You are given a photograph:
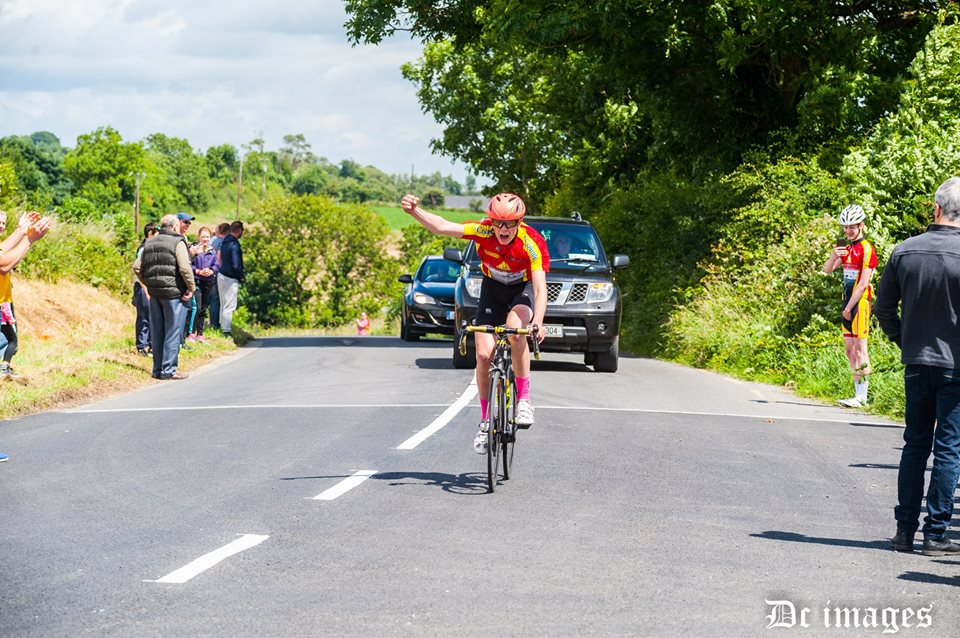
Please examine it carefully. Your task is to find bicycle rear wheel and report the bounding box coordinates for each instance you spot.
[502,374,516,480]
[486,370,505,493]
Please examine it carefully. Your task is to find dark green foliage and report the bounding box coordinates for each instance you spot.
[242,195,400,327]
[16,222,132,295]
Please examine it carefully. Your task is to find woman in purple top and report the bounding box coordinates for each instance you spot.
[190,226,220,342]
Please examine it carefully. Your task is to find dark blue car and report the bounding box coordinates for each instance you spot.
[398,255,460,341]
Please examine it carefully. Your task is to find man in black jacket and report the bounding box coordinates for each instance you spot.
[217,220,244,336]
[874,176,960,557]
[133,214,196,380]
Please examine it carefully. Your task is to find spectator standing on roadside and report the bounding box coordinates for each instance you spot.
[823,204,877,407]
[176,213,199,345]
[217,220,244,336]
[0,208,52,378]
[133,214,195,380]
[133,222,157,356]
[189,226,219,343]
[875,176,960,557]
[208,222,230,331]
[356,312,371,335]
[0,206,52,463]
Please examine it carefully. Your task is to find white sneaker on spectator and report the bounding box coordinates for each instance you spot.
[838,397,864,408]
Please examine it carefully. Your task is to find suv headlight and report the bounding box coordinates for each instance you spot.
[465,277,483,299]
[413,292,436,305]
[585,282,614,303]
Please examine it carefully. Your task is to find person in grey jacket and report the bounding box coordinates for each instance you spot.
[133,214,195,380]
[874,176,960,557]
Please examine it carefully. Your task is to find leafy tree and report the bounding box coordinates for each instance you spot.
[279,134,316,172]
[145,133,209,212]
[205,144,239,184]
[0,161,17,209]
[347,0,939,192]
[243,195,398,326]
[62,126,144,213]
[0,133,72,207]
[290,164,334,196]
[843,19,960,239]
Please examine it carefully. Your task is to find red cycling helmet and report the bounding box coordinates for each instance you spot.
[487,193,526,220]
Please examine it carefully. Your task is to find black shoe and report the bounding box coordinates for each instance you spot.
[892,531,916,552]
[921,537,960,556]
[137,348,150,357]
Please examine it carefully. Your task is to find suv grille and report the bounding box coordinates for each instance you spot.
[547,282,590,305]
[546,282,563,303]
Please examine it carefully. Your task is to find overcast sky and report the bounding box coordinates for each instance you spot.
[0,0,477,185]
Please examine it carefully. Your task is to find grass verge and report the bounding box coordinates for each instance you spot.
[1,279,238,420]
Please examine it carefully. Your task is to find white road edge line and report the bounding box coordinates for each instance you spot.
[64,404,448,414]
[147,534,269,584]
[310,470,378,501]
[397,383,479,450]
[534,405,897,426]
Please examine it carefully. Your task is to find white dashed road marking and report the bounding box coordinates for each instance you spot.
[149,534,269,584]
[396,383,479,450]
[310,470,378,501]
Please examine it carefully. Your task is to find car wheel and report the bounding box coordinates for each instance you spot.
[592,337,619,373]
[452,335,477,369]
[401,315,420,342]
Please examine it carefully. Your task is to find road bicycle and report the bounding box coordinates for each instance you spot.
[460,322,540,492]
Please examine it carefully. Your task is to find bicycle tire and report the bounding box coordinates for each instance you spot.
[502,374,516,479]
[486,370,504,493]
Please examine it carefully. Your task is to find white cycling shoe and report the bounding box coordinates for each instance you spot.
[515,399,535,428]
[473,420,489,455]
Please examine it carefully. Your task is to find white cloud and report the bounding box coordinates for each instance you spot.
[0,0,479,184]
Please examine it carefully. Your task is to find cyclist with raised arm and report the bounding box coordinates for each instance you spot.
[400,192,549,453]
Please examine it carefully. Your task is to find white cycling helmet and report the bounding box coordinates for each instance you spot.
[838,204,866,225]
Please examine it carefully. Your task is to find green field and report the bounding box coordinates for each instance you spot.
[371,205,480,231]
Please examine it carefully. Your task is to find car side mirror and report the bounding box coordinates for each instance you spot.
[611,254,630,269]
[443,247,464,264]
[398,274,413,284]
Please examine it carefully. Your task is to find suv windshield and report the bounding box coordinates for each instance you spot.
[462,221,608,270]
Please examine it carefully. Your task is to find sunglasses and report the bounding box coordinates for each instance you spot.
[491,220,520,229]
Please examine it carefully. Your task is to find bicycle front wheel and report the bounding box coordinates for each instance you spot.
[502,374,516,480]
[486,370,505,493]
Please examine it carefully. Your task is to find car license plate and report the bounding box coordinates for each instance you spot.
[446,311,455,320]
[543,324,563,338]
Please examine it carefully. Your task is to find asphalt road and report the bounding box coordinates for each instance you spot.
[1,336,957,637]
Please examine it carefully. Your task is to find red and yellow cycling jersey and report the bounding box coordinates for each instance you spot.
[461,219,550,284]
[842,239,878,303]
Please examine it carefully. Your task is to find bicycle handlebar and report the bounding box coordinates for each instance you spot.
[460,323,541,360]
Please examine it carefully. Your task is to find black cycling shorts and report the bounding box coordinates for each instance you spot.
[475,278,534,327]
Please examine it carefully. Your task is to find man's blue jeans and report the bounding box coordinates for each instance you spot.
[896,364,960,539]
[148,295,188,378]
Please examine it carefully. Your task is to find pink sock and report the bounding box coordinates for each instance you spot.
[480,398,489,420]
[515,376,530,400]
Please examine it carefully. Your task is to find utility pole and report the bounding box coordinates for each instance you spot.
[261,160,267,197]
[236,156,244,219]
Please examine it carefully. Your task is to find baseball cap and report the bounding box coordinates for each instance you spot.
[176,212,195,221]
